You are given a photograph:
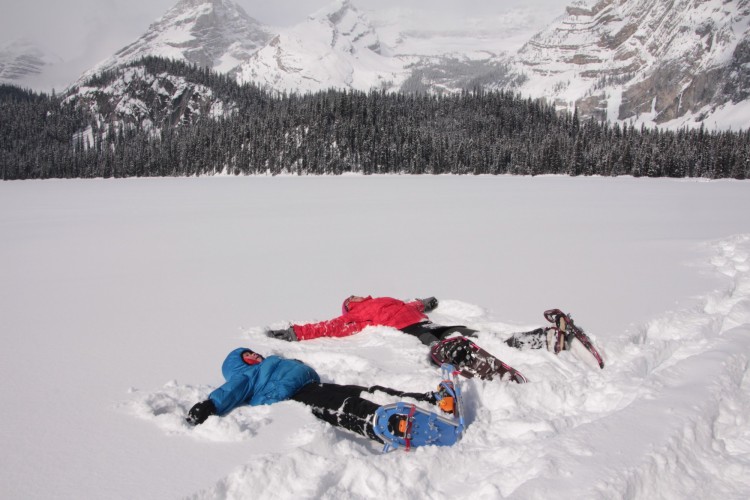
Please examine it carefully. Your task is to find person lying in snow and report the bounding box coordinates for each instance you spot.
[186,347,455,444]
[265,295,573,379]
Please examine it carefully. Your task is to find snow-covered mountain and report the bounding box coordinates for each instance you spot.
[65,0,750,129]
[78,0,273,85]
[235,0,406,93]
[234,0,536,94]
[512,0,750,128]
[0,39,62,87]
[74,0,522,96]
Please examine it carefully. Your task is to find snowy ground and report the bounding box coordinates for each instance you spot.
[1,175,749,499]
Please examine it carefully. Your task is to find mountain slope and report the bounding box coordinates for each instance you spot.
[235,0,405,92]
[66,58,239,141]
[513,0,750,127]
[78,0,273,85]
[234,0,526,95]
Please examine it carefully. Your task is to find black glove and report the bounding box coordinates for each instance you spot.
[266,326,298,342]
[186,399,217,425]
[420,297,439,312]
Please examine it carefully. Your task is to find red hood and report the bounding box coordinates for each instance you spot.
[342,295,372,314]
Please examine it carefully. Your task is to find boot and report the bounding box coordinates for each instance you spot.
[433,380,456,414]
[506,327,571,354]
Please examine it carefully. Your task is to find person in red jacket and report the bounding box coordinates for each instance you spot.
[289,296,446,341]
[266,295,562,368]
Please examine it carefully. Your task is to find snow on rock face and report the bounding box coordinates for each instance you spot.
[66,65,236,139]
[61,0,749,129]
[236,0,405,93]
[77,0,273,86]
[513,0,750,128]
[323,0,383,55]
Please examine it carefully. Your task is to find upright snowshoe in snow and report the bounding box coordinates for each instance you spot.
[430,336,528,383]
[373,364,464,452]
[544,309,604,369]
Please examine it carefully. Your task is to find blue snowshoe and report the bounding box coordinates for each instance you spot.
[373,364,464,452]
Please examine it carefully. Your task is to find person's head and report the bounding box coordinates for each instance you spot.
[342,295,367,314]
[241,349,264,366]
[222,347,264,380]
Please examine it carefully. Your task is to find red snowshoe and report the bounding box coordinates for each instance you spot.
[430,336,528,383]
[544,309,604,369]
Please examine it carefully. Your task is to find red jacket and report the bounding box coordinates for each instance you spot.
[292,296,427,341]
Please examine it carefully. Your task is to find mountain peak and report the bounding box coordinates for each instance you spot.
[168,0,240,11]
[326,0,357,21]
[78,0,272,85]
[236,0,396,92]
[311,0,383,54]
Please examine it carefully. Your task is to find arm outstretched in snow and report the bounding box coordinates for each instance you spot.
[292,316,368,341]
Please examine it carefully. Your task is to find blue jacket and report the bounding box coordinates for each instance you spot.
[208,348,320,416]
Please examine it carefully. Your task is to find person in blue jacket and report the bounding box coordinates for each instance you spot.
[186,347,443,443]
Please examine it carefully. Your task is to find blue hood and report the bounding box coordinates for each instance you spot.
[221,347,255,381]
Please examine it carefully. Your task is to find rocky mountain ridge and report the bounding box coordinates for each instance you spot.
[22,0,750,130]
[66,58,239,140]
[513,0,750,127]
[77,0,273,85]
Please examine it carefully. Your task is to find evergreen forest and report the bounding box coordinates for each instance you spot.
[1,57,748,180]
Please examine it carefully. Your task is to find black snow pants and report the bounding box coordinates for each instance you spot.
[400,321,479,345]
[290,383,432,443]
[402,321,549,351]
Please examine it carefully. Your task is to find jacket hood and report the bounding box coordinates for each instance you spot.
[342,295,372,314]
[221,347,258,381]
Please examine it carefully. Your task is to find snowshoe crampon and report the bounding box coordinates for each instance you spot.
[544,309,604,369]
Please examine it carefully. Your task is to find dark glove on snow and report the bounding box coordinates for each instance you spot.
[186,399,216,425]
[266,326,298,342]
[420,297,439,312]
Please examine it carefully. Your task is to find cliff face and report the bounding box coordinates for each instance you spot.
[515,0,750,125]
[77,0,273,85]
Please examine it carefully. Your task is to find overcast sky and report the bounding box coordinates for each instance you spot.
[1,0,572,89]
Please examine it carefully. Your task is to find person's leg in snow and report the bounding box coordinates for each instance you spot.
[504,328,549,350]
[290,383,438,443]
[400,321,479,346]
[403,320,569,363]
[504,327,570,353]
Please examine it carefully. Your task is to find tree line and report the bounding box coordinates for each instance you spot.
[1,57,749,180]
